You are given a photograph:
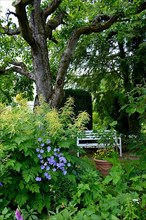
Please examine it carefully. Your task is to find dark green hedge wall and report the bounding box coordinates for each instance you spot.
[61,89,92,130]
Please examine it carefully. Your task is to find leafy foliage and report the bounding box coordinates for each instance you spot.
[0,95,89,214]
[0,34,33,104]
[48,158,146,219]
[66,0,146,134]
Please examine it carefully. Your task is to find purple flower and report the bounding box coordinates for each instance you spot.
[35,177,42,182]
[57,162,65,169]
[0,182,3,187]
[40,159,44,164]
[47,146,51,152]
[47,156,56,165]
[52,168,57,172]
[41,143,45,147]
[15,208,23,220]
[46,139,51,144]
[38,138,42,142]
[40,149,44,153]
[46,166,50,170]
[44,172,48,177]
[37,154,43,159]
[44,172,51,180]
[36,148,40,152]
[63,170,67,175]
[59,156,67,163]
[58,153,63,157]
[46,174,51,180]
[41,165,45,170]
[48,159,54,165]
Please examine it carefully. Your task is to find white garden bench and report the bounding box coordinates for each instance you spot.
[77,130,122,157]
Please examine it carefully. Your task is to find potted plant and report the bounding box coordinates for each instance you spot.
[92,147,118,176]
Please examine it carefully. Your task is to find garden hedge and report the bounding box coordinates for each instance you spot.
[61,89,92,130]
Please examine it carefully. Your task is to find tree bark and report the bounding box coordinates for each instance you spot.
[30,1,53,103]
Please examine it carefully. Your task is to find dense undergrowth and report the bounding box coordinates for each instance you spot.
[0,96,146,219]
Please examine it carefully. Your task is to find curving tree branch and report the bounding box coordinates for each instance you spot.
[14,1,35,47]
[12,0,33,7]
[43,0,62,19]
[51,15,119,107]
[45,11,66,42]
[0,61,35,81]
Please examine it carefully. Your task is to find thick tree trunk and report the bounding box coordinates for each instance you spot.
[30,1,54,105]
[31,47,53,104]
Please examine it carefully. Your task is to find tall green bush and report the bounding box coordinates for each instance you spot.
[61,89,92,130]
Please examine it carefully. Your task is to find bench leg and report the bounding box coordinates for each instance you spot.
[119,147,122,157]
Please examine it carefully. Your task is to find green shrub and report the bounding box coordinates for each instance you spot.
[0,95,89,214]
[48,159,146,219]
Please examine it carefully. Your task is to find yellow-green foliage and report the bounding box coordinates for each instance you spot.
[0,95,90,213]
[0,95,89,138]
[93,148,118,160]
[46,109,62,136]
[0,100,34,137]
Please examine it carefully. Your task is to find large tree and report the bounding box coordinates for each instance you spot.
[0,0,146,107]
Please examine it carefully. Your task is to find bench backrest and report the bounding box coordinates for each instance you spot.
[77,130,122,156]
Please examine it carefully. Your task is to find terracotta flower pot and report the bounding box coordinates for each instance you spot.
[93,159,113,176]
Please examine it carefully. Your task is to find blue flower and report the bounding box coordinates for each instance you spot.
[54,152,58,157]
[57,162,65,169]
[38,138,42,142]
[41,143,45,147]
[37,154,43,159]
[0,182,3,187]
[48,157,56,165]
[47,146,51,152]
[63,170,67,175]
[46,174,51,180]
[35,177,42,181]
[36,148,40,152]
[40,149,44,153]
[67,163,71,167]
[52,168,57,172]
[41,165,45,170]
[44,172,48,177]
[58,153,63,157]
[46,139,51,144]
[46,166,50,170]
[44,173,51,180]
[59,156,67,163]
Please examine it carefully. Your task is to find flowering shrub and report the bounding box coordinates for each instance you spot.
[0,95,89,214]
[35,138,71,182]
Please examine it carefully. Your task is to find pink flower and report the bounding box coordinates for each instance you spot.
[15,208,23,220]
